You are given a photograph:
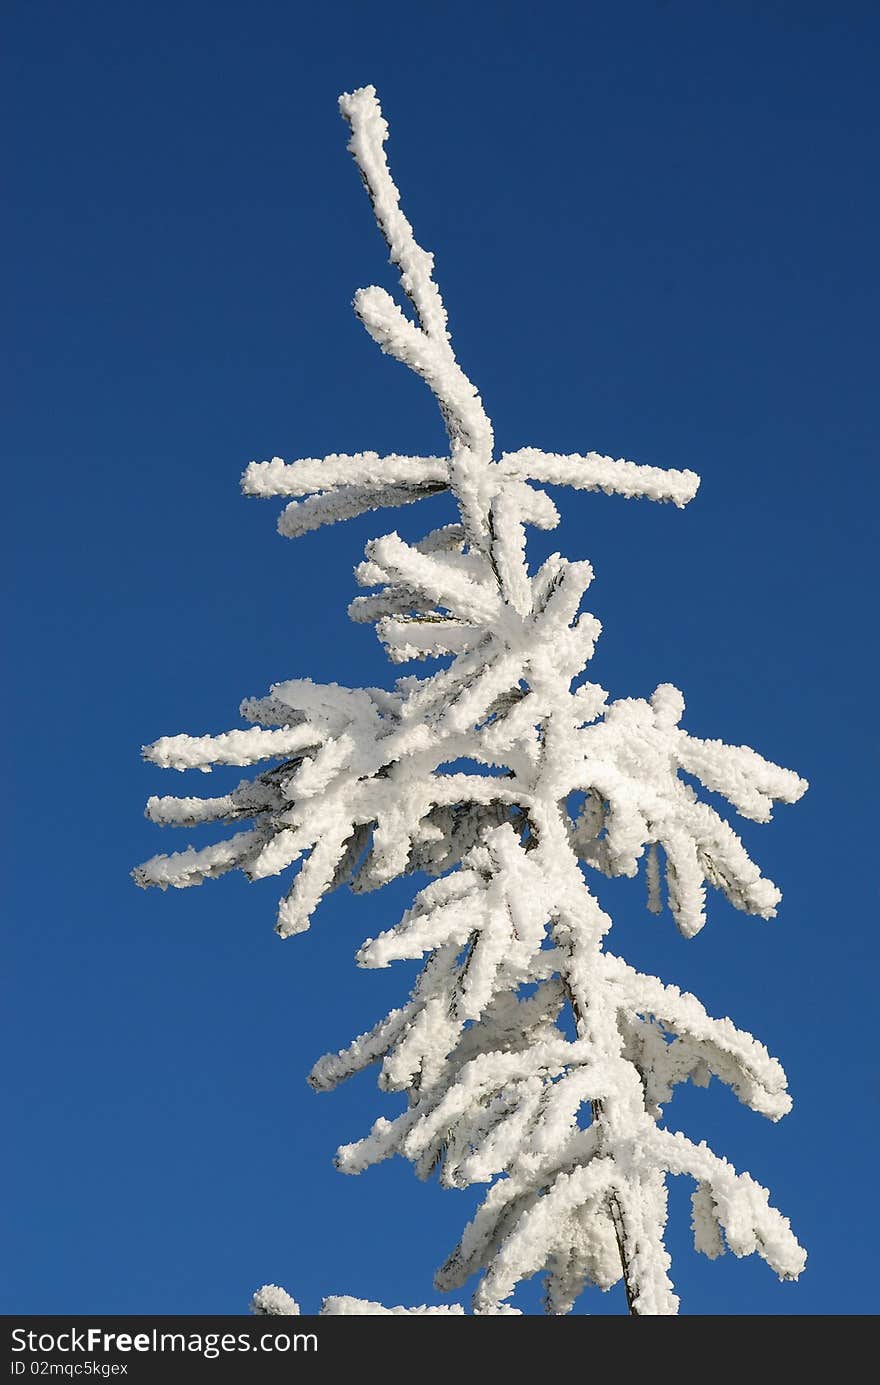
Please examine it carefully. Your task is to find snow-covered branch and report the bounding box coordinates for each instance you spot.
[136,84,806,1316]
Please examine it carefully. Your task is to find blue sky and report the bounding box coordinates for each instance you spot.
[3,0,877,1316]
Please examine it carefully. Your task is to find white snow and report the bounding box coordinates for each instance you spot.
[138,83,807,1317]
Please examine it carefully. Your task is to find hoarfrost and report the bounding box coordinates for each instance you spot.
[139,86,806,1317]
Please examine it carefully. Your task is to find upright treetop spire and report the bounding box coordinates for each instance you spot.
[243,84,699,553]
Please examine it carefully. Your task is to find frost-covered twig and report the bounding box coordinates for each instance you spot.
[137,86,806,1315]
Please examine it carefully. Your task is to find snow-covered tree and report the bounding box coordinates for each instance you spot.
[135,86,807,1316]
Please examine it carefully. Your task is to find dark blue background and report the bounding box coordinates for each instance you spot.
[4,0,876,1315]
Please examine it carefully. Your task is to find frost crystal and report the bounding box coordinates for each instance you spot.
[137,86,807,1315]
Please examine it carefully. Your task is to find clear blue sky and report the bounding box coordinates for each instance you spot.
[3,0,877,1316]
